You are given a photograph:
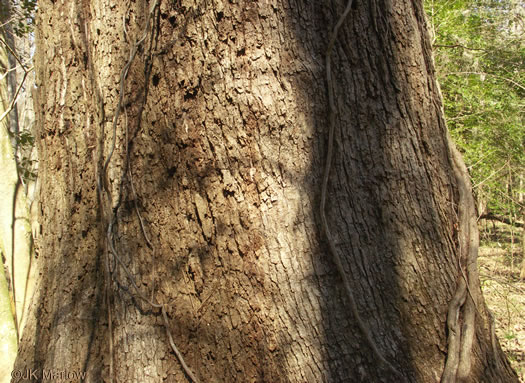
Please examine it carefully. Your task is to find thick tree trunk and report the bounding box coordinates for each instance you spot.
[15,0,518,382]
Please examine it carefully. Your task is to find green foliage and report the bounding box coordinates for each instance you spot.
[6,128,36,182]
[17,156,36,181]
[1,0,37,37]
[426,0,524,219]
[16,129,36,182]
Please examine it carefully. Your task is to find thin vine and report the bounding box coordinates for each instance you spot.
[320,0,400,377]
[97,1,200,381]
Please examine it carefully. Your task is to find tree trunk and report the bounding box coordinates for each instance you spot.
[520,218,525,280]
[519,173,525,280]
[0,23,18,383]
[15,0,518,382]
[0,5,38,381]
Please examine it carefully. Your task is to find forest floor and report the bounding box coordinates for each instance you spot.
[478,221,524,381]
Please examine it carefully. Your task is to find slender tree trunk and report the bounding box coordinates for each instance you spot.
[520,213,525,280]
[15,0,518,382]
[0,4,38,381]
[1,0,20,144]
[518,173,525,280]
[0,23,18,383]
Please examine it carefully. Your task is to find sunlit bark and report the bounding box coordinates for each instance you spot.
[14,1,518,382]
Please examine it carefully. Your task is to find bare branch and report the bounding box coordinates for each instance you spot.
[446,71,525,92]
[434,43,487,51]
[0,37,33,124]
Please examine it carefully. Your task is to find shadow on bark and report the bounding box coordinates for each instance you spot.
[15,0,519,382]
[114,1,444,381]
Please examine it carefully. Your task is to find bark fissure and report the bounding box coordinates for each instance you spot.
[15,1,520,381]
[320,0,400,377]
[96,2,199,382]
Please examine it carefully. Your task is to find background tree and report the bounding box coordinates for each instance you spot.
[0,0,38,381]
[425,0,524,264]
[0,22,18,382]
[14,0,519,382]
